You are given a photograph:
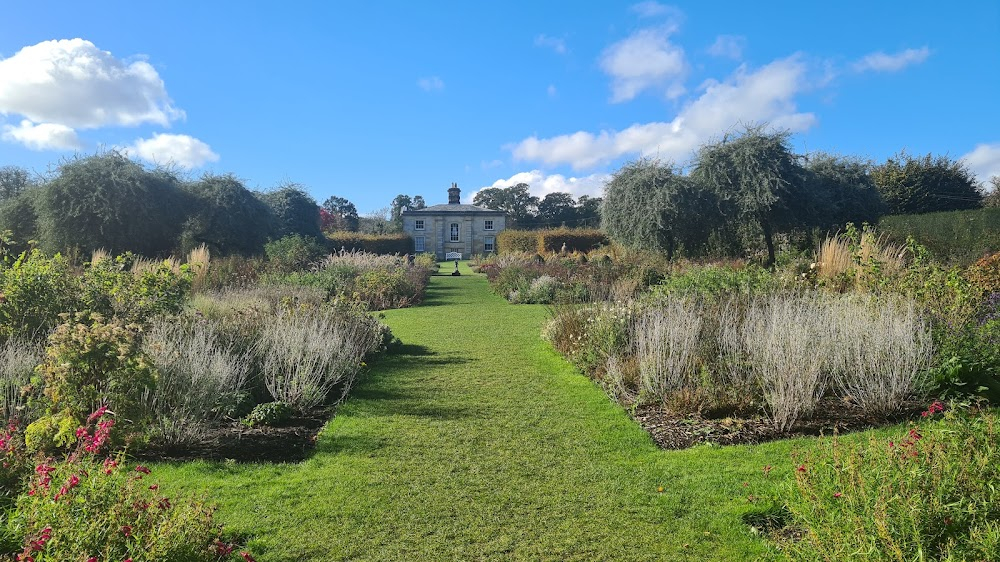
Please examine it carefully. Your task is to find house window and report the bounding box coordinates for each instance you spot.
[414,236,425,252]
[484,236,495,253]
[484,219,494,231]
[415,219,424,231]
[450,223,459,242]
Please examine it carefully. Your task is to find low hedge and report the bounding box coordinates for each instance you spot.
[326,232,413,255]
[497,230,538,254]
[498,228,609,254]
[880,207,1000,266]
[537,228,608,254]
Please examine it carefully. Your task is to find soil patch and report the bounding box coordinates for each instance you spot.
[135,411,330,463]
[632,397,926,449]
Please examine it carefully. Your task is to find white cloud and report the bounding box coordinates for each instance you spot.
[0,38,183,129]
[511,56,816,170]
[2,119,81,151]
[417,76,445,92]
[128,133,219,169]
[961,143,1000,185]
[547,84,558,98]
[469,170,611,203]
[534,34,567,54]
[600,27,687,102]
[707,35,745,59]
[853,47,930,73]
[630,1,678,18]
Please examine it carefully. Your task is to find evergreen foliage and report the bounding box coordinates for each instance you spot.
[872,152,982,215]
[179,173,273,256]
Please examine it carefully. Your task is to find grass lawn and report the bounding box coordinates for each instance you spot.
[153,262,866,560]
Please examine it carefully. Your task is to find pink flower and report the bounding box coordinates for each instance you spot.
[240,552,257,562]
[833,492,843,498]
[87,406,108,424]
[121,525,132,537]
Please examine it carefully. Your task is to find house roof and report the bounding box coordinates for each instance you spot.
[403,203,506,214]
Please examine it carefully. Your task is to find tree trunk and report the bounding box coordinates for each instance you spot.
[761,218,776,269]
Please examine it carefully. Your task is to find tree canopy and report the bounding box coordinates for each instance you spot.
[691,125,809,266]
[37,151,184,256]
[871,152,982,215]
[473,183,539,227]
[603,158,721,260]
[179,173,274,255]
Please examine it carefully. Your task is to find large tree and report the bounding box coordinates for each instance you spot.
[537,192,578,226]
[984,177,1000,209]
[37,151,184,256]
[179,173,274,255]
[871,152,982,215]
[321,196,359,232]
[806,153,885,230]
[691,125,808,266]
[0,166,33,203]
[473,183,539,227]
[576,195,602,228]
[258,184,323,240]
[603,158,721,260]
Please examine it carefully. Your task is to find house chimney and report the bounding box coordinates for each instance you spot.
[448,182,461,205]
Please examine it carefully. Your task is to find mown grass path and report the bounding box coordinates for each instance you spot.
[156,264,805,561]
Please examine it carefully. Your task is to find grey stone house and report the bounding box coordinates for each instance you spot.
[401,184,507,259]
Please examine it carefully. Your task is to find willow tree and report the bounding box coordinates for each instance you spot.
[602,158,720,260]
[691,125,808,267]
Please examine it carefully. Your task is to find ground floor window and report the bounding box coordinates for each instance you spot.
[414,236,425,252]
[484,236,495,252]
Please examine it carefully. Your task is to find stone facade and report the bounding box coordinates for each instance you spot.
[401,184,507,259]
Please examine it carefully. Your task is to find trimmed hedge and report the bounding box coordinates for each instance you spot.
[497,228,610,254]
[326,232,413,255]
[880,207,1000,266]
[537,228,608,254]
[497,230,538,253]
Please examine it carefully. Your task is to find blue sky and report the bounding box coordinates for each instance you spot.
[1,1,998,213]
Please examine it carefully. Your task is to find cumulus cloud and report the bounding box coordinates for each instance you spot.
[853,47,930,73]
[470,170,611,203]
[511,56,816,170]
[417,76,445,92]
[2,119,81,151]
[707,35,746,59]
[0,38,183,129]
[961,143,1000,185]
[600,27,687,102]
[128,133,219,169]
[534,34,567,54]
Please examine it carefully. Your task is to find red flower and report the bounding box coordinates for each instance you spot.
[148,484,158,491]
[833,492,843,498]
[796,464,807,473]
[240,551,257,562]
[134,465,151,475]
[87,558,97,562]
[121,525,132,537]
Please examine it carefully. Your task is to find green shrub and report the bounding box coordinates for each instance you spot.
[326,232,412,254]
[264,234,328,272]
[536,228,608,254]
[784,405,1000,561]
[650,263,779,298]
[242,401,293,428]
[80,254,192,324]
[880,207,1000,266]
[0,250,79,339]
[496,230,538,254]
[26,313,155,453]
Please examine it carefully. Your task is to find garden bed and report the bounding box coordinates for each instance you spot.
[136,412,329,463]
[631,397,926,449]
